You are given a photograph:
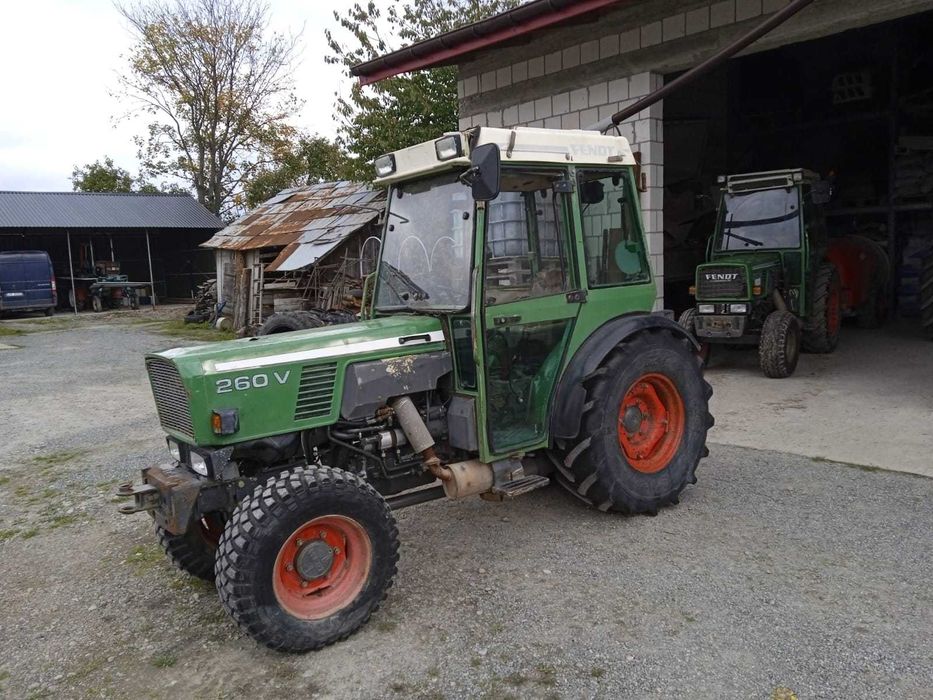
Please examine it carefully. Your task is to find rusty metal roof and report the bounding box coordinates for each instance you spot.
[202,181,385,271]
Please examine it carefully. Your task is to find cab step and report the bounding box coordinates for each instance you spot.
[490,475,550,499]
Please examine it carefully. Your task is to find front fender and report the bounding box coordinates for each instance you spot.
[549,313,699,441]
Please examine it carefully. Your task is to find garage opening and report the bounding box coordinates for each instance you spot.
[663,10,933,339]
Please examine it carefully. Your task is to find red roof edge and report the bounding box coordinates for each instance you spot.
[352,0,623,86]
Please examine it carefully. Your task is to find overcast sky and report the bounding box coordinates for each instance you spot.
[0,0,361,191]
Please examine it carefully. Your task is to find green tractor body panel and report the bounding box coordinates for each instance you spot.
[148,315,445,446]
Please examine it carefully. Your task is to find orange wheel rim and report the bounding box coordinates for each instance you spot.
[617,373,686,474]
[273,515,371,620]
[828,284,841,335]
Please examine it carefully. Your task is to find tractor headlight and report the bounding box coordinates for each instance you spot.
[729,303,748,314]
[434,134,463,161]
[189,452,209,477]
[166,438,182,463]
[374,154,396,178]
[698,304,715,314]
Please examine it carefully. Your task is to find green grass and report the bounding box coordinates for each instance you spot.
[155,320,235,342]
[0,476,9,487]
[20,528,39,540]
[30,449,85,467]
[125,543,166,575]
[150,653,177,669]
[0,528,20,541]
[0,327,22,337]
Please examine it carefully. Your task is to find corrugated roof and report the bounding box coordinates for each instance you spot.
[203,181,386,272]
[0,191,223,230]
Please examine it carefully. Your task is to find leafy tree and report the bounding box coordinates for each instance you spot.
[116,0,300,217]
[244,135,351,208]
[326,0,520,180]
[71,157,135,192]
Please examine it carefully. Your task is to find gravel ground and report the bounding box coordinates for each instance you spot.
[0,318,931,699]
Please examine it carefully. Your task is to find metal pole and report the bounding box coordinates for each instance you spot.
[89,238,95,274]
[145,230,157,308]
[66,230,77,316]
[109,235,115,262]
[589,0,815,132]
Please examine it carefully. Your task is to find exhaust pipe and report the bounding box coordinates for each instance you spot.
[390,396,453,482]
[390,396,496,496]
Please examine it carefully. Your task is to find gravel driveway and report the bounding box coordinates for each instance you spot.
[0,317,930,699]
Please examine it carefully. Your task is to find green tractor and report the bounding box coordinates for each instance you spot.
[118,127,713,652]
[680,169,843,378]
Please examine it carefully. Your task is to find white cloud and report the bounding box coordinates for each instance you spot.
[0,0,360,191]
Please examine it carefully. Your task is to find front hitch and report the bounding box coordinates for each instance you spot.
[115,465,208,535]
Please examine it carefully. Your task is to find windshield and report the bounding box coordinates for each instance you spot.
[375,173,473,312]
[716,187,801,251]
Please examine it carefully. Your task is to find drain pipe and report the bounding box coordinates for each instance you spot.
[587,0,815,132]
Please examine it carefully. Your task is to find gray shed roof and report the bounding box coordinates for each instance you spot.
[0,191,223,230]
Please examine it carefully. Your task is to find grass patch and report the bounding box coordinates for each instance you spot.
[0,528,20,541]
[376,619,398,632]
[125,543,165,574]
[48,513,80,529]
[0,476,9,487]
[535,664,557,687]
[504,672,528,687]
[155,320,235,342]
[0,327,22,337]
[30,449,85,467]
[590,666,606,678]
[151,653,177,669]
[20,528,39,540]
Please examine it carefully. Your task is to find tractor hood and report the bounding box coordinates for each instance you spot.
[156,315,445,375]
[145,315,447,446]
[706,251,783,270]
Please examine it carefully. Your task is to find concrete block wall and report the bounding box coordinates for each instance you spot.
[459,71,666,308]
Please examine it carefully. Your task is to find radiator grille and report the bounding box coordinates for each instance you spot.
[146,357,195,439]
[295,363,338,421]
[697,266,747,299]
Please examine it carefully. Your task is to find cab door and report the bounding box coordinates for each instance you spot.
[475,167,583,459]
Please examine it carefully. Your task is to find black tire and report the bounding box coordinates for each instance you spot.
[215,466,398,653]
[803,263,841,353]
[257,311,325,336]
[156,512,226,581]
[44,307,54,317]
[758,310,800,379]
[677,307,710,366]
[553,329,713,515]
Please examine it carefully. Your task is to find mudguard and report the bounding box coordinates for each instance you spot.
[549,313,700,441]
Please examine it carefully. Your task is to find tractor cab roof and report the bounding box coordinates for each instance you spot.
[374,126,636,186]
[721,168,820,194]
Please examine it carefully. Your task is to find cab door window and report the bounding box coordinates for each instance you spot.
[483,170,573,304]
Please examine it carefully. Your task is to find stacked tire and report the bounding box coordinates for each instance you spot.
[257,309,357,336]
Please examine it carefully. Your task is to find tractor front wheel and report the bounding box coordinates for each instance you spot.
[215,466,398,652]
[554,330,713,514]
[156,512,226,581]
[677,307,710,366]
[758,310,800,378]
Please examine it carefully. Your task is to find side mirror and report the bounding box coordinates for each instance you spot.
[467,143,500,201]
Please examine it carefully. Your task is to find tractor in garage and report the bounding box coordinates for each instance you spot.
[118,126,713,652]
[679,169,887,378]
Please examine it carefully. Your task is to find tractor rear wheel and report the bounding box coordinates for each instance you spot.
[803,263,841,353]
[553,330,713,514]
[215,466,398,653]
[758,310,800,378]
[156,512,226,581]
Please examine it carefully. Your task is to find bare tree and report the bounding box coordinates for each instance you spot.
[117,0,300,217]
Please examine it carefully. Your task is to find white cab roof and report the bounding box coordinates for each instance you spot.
[375,127,636,185]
